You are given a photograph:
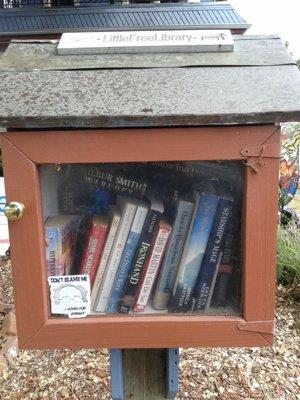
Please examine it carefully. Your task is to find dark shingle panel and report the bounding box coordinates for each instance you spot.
[0,3,250,36]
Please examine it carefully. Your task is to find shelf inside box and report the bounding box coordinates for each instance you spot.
[40,161,243,318]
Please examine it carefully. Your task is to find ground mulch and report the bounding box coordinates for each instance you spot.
[0,258,299,400]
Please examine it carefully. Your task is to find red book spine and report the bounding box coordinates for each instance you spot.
[134,221,172,312]
[79,220,107,286]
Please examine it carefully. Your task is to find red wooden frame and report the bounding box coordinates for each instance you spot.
[1,125,280,349]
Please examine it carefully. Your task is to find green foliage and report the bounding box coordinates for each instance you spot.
[277,224,300,286]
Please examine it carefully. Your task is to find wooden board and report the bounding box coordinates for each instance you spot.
[123,349,166,399]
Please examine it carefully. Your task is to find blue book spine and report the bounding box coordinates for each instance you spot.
[170,192,219,312]
[106,203,148,313]
[193,197,233,311]
[152,200,194,310]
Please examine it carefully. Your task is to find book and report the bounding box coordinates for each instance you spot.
[70,216,92,275]
[84,167,148,199]
[119,198,164,314]
[193,196,233,312]
[152,199,194,310]
[211,223,234,307]
[94,197,138,312]
[169,192,219,312]
[45,215,81,276]
[106,201,149,313]
[78,215,108,286]
[204,251,223,311]
[134,220,172,312]
[90,206,121,310]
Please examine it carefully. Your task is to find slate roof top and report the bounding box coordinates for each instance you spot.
[0,35,299,129]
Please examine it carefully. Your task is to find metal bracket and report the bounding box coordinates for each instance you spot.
[240,142,280,158]
[166,349,179,400]
[109,349,124,400]
[237,320,275,334]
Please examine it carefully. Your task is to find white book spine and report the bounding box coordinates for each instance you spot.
[90,212,121,310]
[134,224,171,312]
[95,200,137,312]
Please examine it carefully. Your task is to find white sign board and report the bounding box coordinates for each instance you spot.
[58,30,234,55]
[0,177,9,255]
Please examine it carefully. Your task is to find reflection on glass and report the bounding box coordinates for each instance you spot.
[40,161,243,317]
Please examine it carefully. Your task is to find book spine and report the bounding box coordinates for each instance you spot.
[134,223,172,312]
[79,222,107,286]
[211,215,237,307]
[193,198,233,311]
[90,213,120,310]
[152,201,194,310]
[106,204,148,313]
[119,208,163,313]
[204,252,223,311]
[85,169,148,199]
[94,201,137,312]
[170,193,219,312]
[45,226,62,276]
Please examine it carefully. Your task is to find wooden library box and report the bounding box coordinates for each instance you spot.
[0,36,299,350]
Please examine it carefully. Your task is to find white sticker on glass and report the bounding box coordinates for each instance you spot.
[48,275,90,318]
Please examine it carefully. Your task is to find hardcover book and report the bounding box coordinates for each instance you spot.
[84,168,148,199]
[79,215,109,286]
[170,192,219,312]
[106,201,149,313]
[45,215,81,277]
[90,206,121,310]
[94,197,138,312]
[153,199,194,310]
[134,220,172,312]
[193,196,233,311]
[119,198,164,314]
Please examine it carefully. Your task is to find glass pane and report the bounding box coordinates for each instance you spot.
[39,161,243,318]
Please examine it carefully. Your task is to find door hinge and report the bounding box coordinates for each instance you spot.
[240,142,280,158]
[237,320,275,335]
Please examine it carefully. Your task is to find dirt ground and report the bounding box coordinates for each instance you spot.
[0,259,299,400]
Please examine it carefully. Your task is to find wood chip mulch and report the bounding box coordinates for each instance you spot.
[0,257,299,400]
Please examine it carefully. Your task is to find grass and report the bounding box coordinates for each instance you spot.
[277,223,300,288]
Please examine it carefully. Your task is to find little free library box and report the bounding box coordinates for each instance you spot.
[0,34,300,351]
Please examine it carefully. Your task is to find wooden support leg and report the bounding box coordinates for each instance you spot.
[109,349,179,400]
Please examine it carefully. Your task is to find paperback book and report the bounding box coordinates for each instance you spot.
[170,192,219,312]
[106,201,149,313]
[134,219,172,312]
[90,206,121,310]
[153,199,194,310]
[193,196,233,311]
[119,198,164,313]
[45,215,81,277]
[79,215,108,286]
[94,197,138,312]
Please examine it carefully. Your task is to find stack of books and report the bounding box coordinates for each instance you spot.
[44,162,241,314]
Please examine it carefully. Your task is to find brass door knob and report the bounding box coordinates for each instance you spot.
[4,202,25,221]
